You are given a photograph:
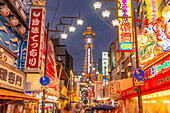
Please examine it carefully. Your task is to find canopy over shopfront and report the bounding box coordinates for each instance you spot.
[56,63,69,81]
[0,89,40,101]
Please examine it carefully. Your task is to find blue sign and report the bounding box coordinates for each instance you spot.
[40,76,50,86]
[133,69,145,80]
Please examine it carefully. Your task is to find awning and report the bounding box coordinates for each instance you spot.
[56,63,69,80]
[0,89,40,101]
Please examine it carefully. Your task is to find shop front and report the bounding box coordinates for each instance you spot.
[121,50,170,113]
[0,56,39,113]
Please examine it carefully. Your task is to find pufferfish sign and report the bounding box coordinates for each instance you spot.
[137,6,170,67]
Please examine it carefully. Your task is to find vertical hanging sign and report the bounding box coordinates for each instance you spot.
[25,6,46,72]
[117,0,133,52]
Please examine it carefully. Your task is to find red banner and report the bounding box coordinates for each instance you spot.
[121,86,138,99]
[26,7,46,72]
[141,70,170,95]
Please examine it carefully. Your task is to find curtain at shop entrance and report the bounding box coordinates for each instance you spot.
[124,97,138,113]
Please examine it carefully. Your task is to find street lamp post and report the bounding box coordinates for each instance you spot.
[93,0,142,112]
[42,13,83,113]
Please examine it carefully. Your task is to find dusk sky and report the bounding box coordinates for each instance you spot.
[46,0,137,72]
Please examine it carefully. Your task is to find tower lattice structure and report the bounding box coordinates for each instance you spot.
[82,27,96,83]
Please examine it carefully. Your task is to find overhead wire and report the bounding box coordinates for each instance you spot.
[86,0,115,30]
[50,0,61,27]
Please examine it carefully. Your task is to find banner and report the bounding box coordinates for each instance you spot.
[108,81,121,100]
[117,0,133,52]
[0,62,25,92]
[94,82,103,99]
[25,6,46,72]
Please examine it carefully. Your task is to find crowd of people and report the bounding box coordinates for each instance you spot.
[60,103,91,113]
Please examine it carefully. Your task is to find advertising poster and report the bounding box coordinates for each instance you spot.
[137,15,170,67]
[6,104,15,113]
[6,104,24,113]
[94,82,103,99]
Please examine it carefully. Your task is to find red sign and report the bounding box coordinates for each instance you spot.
[155,56,170,75]
[143,55,170,80]
[26,7,46,71]
[141,70,170,95]
[121,86,138,99]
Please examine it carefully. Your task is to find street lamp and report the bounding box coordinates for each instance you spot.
[69,19,76,33]
[60,32,68,40]
[101,10,111,19]
[69,26,76,33]
[111,19,120,26]
[77,19,84,26]
[93,1,102,10]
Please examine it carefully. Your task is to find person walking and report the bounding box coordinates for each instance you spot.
[61,103,71,113]
[71,103,85,113]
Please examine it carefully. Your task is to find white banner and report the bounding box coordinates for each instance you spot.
[0,63,25,92]
[94,82,103,99]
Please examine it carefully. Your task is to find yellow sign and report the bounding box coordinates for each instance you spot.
[61,85,67,96]
[117,0,133,52]
[97,74,103,81]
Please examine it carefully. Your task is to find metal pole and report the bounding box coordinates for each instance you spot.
[133,7,142,113]
[70,74,72,108]
[42,22,50,113]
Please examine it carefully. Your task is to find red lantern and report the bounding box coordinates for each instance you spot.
[18,25,26,34]
[10,16,18,26]
[0,5,10,16]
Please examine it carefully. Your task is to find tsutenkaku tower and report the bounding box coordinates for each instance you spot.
[82,27,96,83]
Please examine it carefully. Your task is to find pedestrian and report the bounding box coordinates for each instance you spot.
[71,103,85,113]
[61,103,71,113]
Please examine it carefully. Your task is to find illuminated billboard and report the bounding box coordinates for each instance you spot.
[117,0,133,52]
[143,0,161,24]
[102,52,108,76]
[137,15,170,67]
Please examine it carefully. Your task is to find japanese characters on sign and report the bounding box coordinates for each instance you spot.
[143,55,170,80]
[0,63,25,92]
[109,81,121,99]
[26,7,46,72]
[0,50,15,66]
[110,82,120,94]
[94,82,103,99]
[117,0,133,52]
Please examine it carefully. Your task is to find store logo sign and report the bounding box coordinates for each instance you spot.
[157,60,170,73]
[0,64,25,92]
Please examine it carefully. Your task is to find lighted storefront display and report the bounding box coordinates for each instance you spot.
[24,102,38,113]
[38,103,54,113]
[137,5,170,67]
[141,89,170,113]
[124,89,170,113]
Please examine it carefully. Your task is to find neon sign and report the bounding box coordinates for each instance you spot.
[157,60,170,72]
[87,48,91,74]
[143,56,170,80]
[119,42,133,50]
[117,0,133,52]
